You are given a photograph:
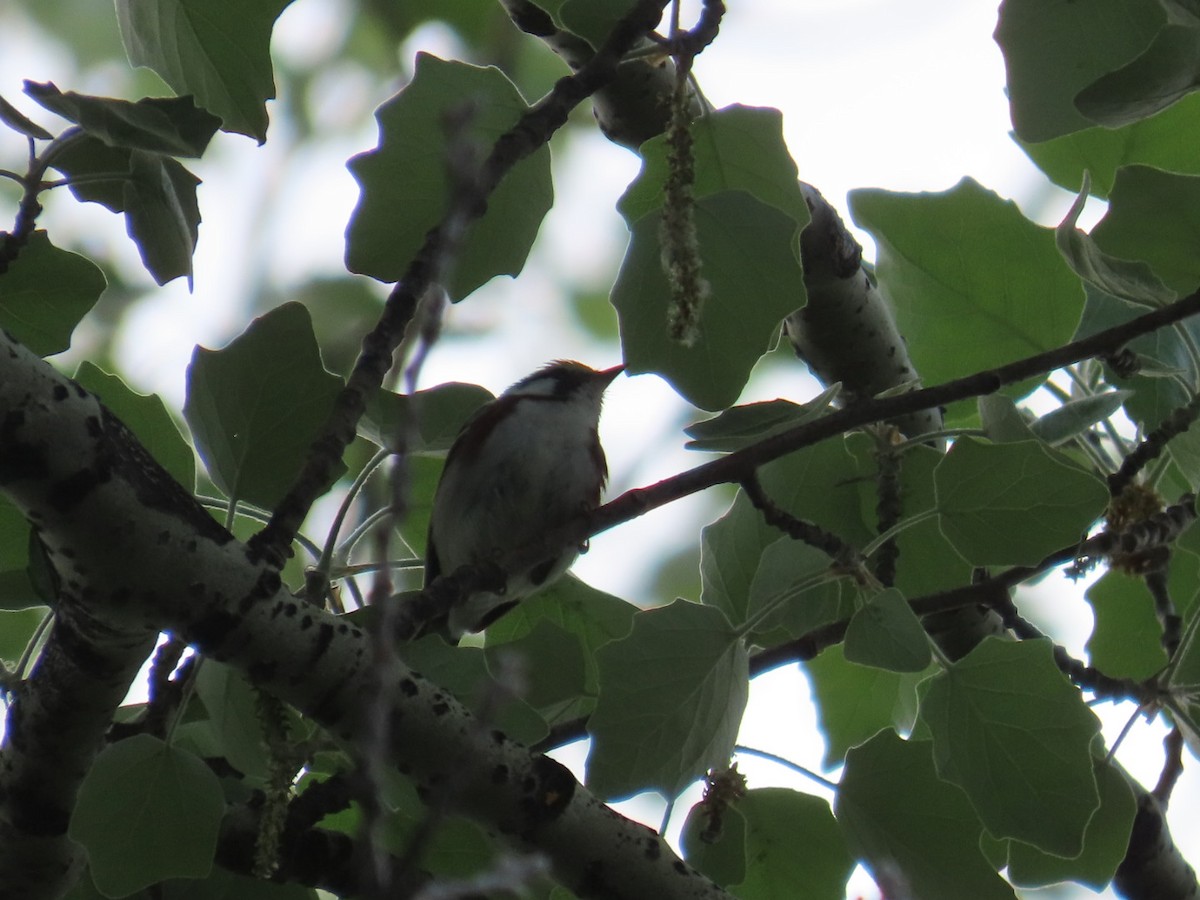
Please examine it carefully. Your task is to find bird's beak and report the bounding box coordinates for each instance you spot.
[598,364,625,384]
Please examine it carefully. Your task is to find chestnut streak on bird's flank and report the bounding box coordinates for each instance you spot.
[423,361,623,641]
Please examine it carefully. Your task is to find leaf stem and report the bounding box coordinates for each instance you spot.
[732,744,837,792]
[861,508,939,559]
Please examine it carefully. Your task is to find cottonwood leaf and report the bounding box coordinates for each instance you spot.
[49,137,203,287]
[934,437,1108,566]
[612,107,807,412]
[1055,177,1175,308]
[194,662,271,781]
[844,588,931,673]
[837,731,1014,900]
[978,394,1037,444]
[24,81,220,155]
[746,539,848,639]
[1085,568,1174,680]
[346,53,552,300]
[994,0,1163,142]
[75,362,195,490]
[184,302,344,509]
[850,179,1083,418]
[1018,92,1200,198]
[587,600,748,799]
[1091,166,1200,296]
[0,231,105,356]
[1029,391,1131,446]
[115,0,291,141]
[485,575,637,724]
[612,190,805,411]
[684,388,839,453]
[619,105,810,231]
[680,802,746,887]
[1006,758,1135,890]
[0,93,52,139]
[1076,17,1200,129]
[359,383,493,455]
[918,638,1102,857]
[805,645,923,769]
[730,789,854,900]
[70,734,224,896]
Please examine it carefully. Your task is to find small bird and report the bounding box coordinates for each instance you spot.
[422,360,623,640]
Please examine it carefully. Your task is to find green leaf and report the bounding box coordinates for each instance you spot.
[0,498,38,612]
[844,588,931,673]
[194,662,270,781]
[485,619,588,724]
[123,150,202,287]
[1074,285,1200,464]
[611,106,807,412]
[50,134,138,210]
[69,734,224,896]
[391,455,442,560]
[918,638,1102,856]
[75,362,195,490]
[0,230,106,356]
[1006,758,1135,890]
[699,491,781,629]
[1018,92,1200,198]
[978,395,1037,444]
[755,433,877,549]
[0,607,48,662]
[1091,166,1200,296]
[1166,600,1200,757]
[346,53,552,300]
[850,180,1084,418]
[614,189,805,411]
[1085,569,1173,680]
[836,731,1013,900]
[680,802,746,887]
[115,0,292,142]
[1054,178,1175,307]
[1029,391,1132,446]
[485,574,636,724]
[359,383,494,455]
[1075,16,1200,130]
[49,137,203,287]
[183,302,344,509]
[994,0,1164,142]
[0,93,53,140]
[683,389,839,453]
[698,440,872,642]
[745,539,850,640]
[805,644,923,768]
[934,438,1108,566]
[730,789,853,900]
[378,773,497,878]
[586,600,748,799]
[398,636,548,747]
[558,0,637,47]
[24,81,220,156]
[618,105,810,231]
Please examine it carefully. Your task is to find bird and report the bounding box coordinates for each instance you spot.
[421,360,623,641]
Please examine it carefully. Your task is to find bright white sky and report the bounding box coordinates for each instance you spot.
[1,2,1195,898]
